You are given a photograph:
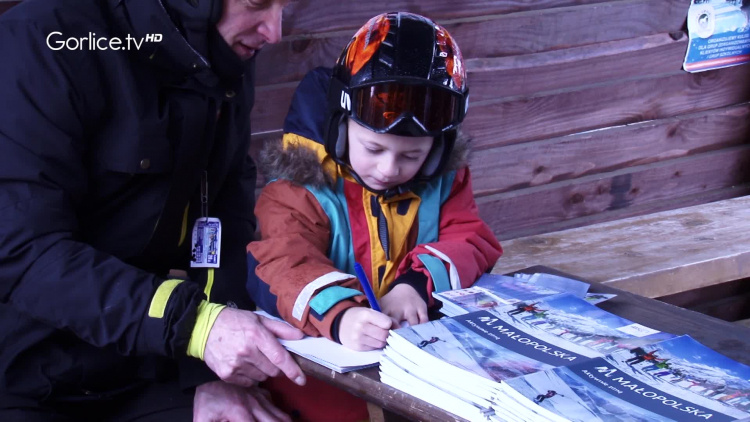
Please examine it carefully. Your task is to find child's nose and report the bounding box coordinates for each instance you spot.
[378,159,400,177]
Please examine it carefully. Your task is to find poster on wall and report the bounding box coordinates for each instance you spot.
[683,0,750,72]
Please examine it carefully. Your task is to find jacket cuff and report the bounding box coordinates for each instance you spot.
[331,311,345,344]
[138,278,204,357]
[390,269,429,303]
[187,300,226,360]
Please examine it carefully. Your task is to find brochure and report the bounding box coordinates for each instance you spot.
[433,272,593,317]
[380,295,675,421]
[506,335,750,421]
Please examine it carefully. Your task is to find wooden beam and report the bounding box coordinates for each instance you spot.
[252,56,750,143]
[494,185,750,240]
[463,64,750,148]
[659,278,750,322]
[469,104,750,196]
[477,146,750,238]
[250,33,689,135]
[280,0,624,38]
[257,0,688,85]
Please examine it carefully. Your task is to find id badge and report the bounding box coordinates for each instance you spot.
[190,217,222,268]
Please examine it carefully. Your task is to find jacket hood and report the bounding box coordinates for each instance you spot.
[107,0,243,82]
[259,130,470,189]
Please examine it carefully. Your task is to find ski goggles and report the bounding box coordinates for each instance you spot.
[345,82,468,136]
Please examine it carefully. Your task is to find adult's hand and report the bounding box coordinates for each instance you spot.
[193,380,291,422]
[203,308,306,387]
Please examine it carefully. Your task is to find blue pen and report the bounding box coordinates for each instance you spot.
[353,262,381,312]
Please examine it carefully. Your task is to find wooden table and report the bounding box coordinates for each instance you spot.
[294,266,750,422]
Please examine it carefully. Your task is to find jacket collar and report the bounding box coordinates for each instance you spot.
[107,0,243,83]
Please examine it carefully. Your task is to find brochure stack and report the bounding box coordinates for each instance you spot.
[381,284,750,421]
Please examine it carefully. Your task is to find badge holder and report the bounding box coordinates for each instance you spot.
[191,171,222,268]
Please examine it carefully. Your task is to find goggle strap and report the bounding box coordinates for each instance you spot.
[328,77,351,114]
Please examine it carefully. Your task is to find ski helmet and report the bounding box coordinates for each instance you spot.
[325,12,469,190]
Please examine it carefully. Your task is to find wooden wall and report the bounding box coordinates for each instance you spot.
[254,0,750,240]
[3,1,749,241]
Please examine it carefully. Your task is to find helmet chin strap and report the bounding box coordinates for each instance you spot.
[346,167,415,199]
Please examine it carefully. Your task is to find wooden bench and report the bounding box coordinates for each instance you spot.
[492,195,750,320]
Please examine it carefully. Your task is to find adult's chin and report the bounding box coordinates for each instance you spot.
[233,44,256,60]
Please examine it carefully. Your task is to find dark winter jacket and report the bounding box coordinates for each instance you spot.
[0,0,256,401]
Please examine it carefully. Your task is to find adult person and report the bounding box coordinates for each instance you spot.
[0,0,305,420]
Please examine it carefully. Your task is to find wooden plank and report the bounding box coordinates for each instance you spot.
[250,33,688,135]
[251,104,750,195]
[280,0,621,37]
[470,104,750,196]
[264,34,690,130]
[658,278,750,322]
[251,82,296,137]
[257,0,688,85]
[295,358,466,422]
[494,185,750,240]
[491,196,750,298]
[366,402,385,422]
[467,33,687,102]
[477,146,750,239]
[465,64,750,148]
[252,58,750,142]
[658,278,750,309]
[692,293,750,322]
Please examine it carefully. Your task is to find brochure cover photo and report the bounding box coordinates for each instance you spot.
[505,335,750,421]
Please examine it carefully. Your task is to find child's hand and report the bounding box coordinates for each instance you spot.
[380,284,428,327]
[338,307,392,351]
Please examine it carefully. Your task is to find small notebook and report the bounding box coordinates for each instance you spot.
[255,310,382,373]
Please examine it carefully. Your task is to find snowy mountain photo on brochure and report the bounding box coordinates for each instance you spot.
[505,335,750,422]
[387,294,674,385]
[493,293,676,355]
[432,273,566,317]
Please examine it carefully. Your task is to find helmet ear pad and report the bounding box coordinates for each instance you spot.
[336,115,348,159]
[420,136,444,178]
[419,130,456,179]
[325,112,349,165]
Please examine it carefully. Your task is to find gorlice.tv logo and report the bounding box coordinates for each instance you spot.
[46,32,162,51]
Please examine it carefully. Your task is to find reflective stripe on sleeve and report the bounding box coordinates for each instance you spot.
[292,271,352,321]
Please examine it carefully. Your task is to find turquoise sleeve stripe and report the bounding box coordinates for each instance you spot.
[309,286,362,316]
[417,254,450,293]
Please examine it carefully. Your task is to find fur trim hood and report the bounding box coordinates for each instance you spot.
[258,131,472,189]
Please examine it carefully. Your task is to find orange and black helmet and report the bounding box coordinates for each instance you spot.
[325,12,469,183]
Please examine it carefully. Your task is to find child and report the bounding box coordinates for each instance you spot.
[247,12,503,350]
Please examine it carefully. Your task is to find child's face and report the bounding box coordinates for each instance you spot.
[347,120,433,191]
